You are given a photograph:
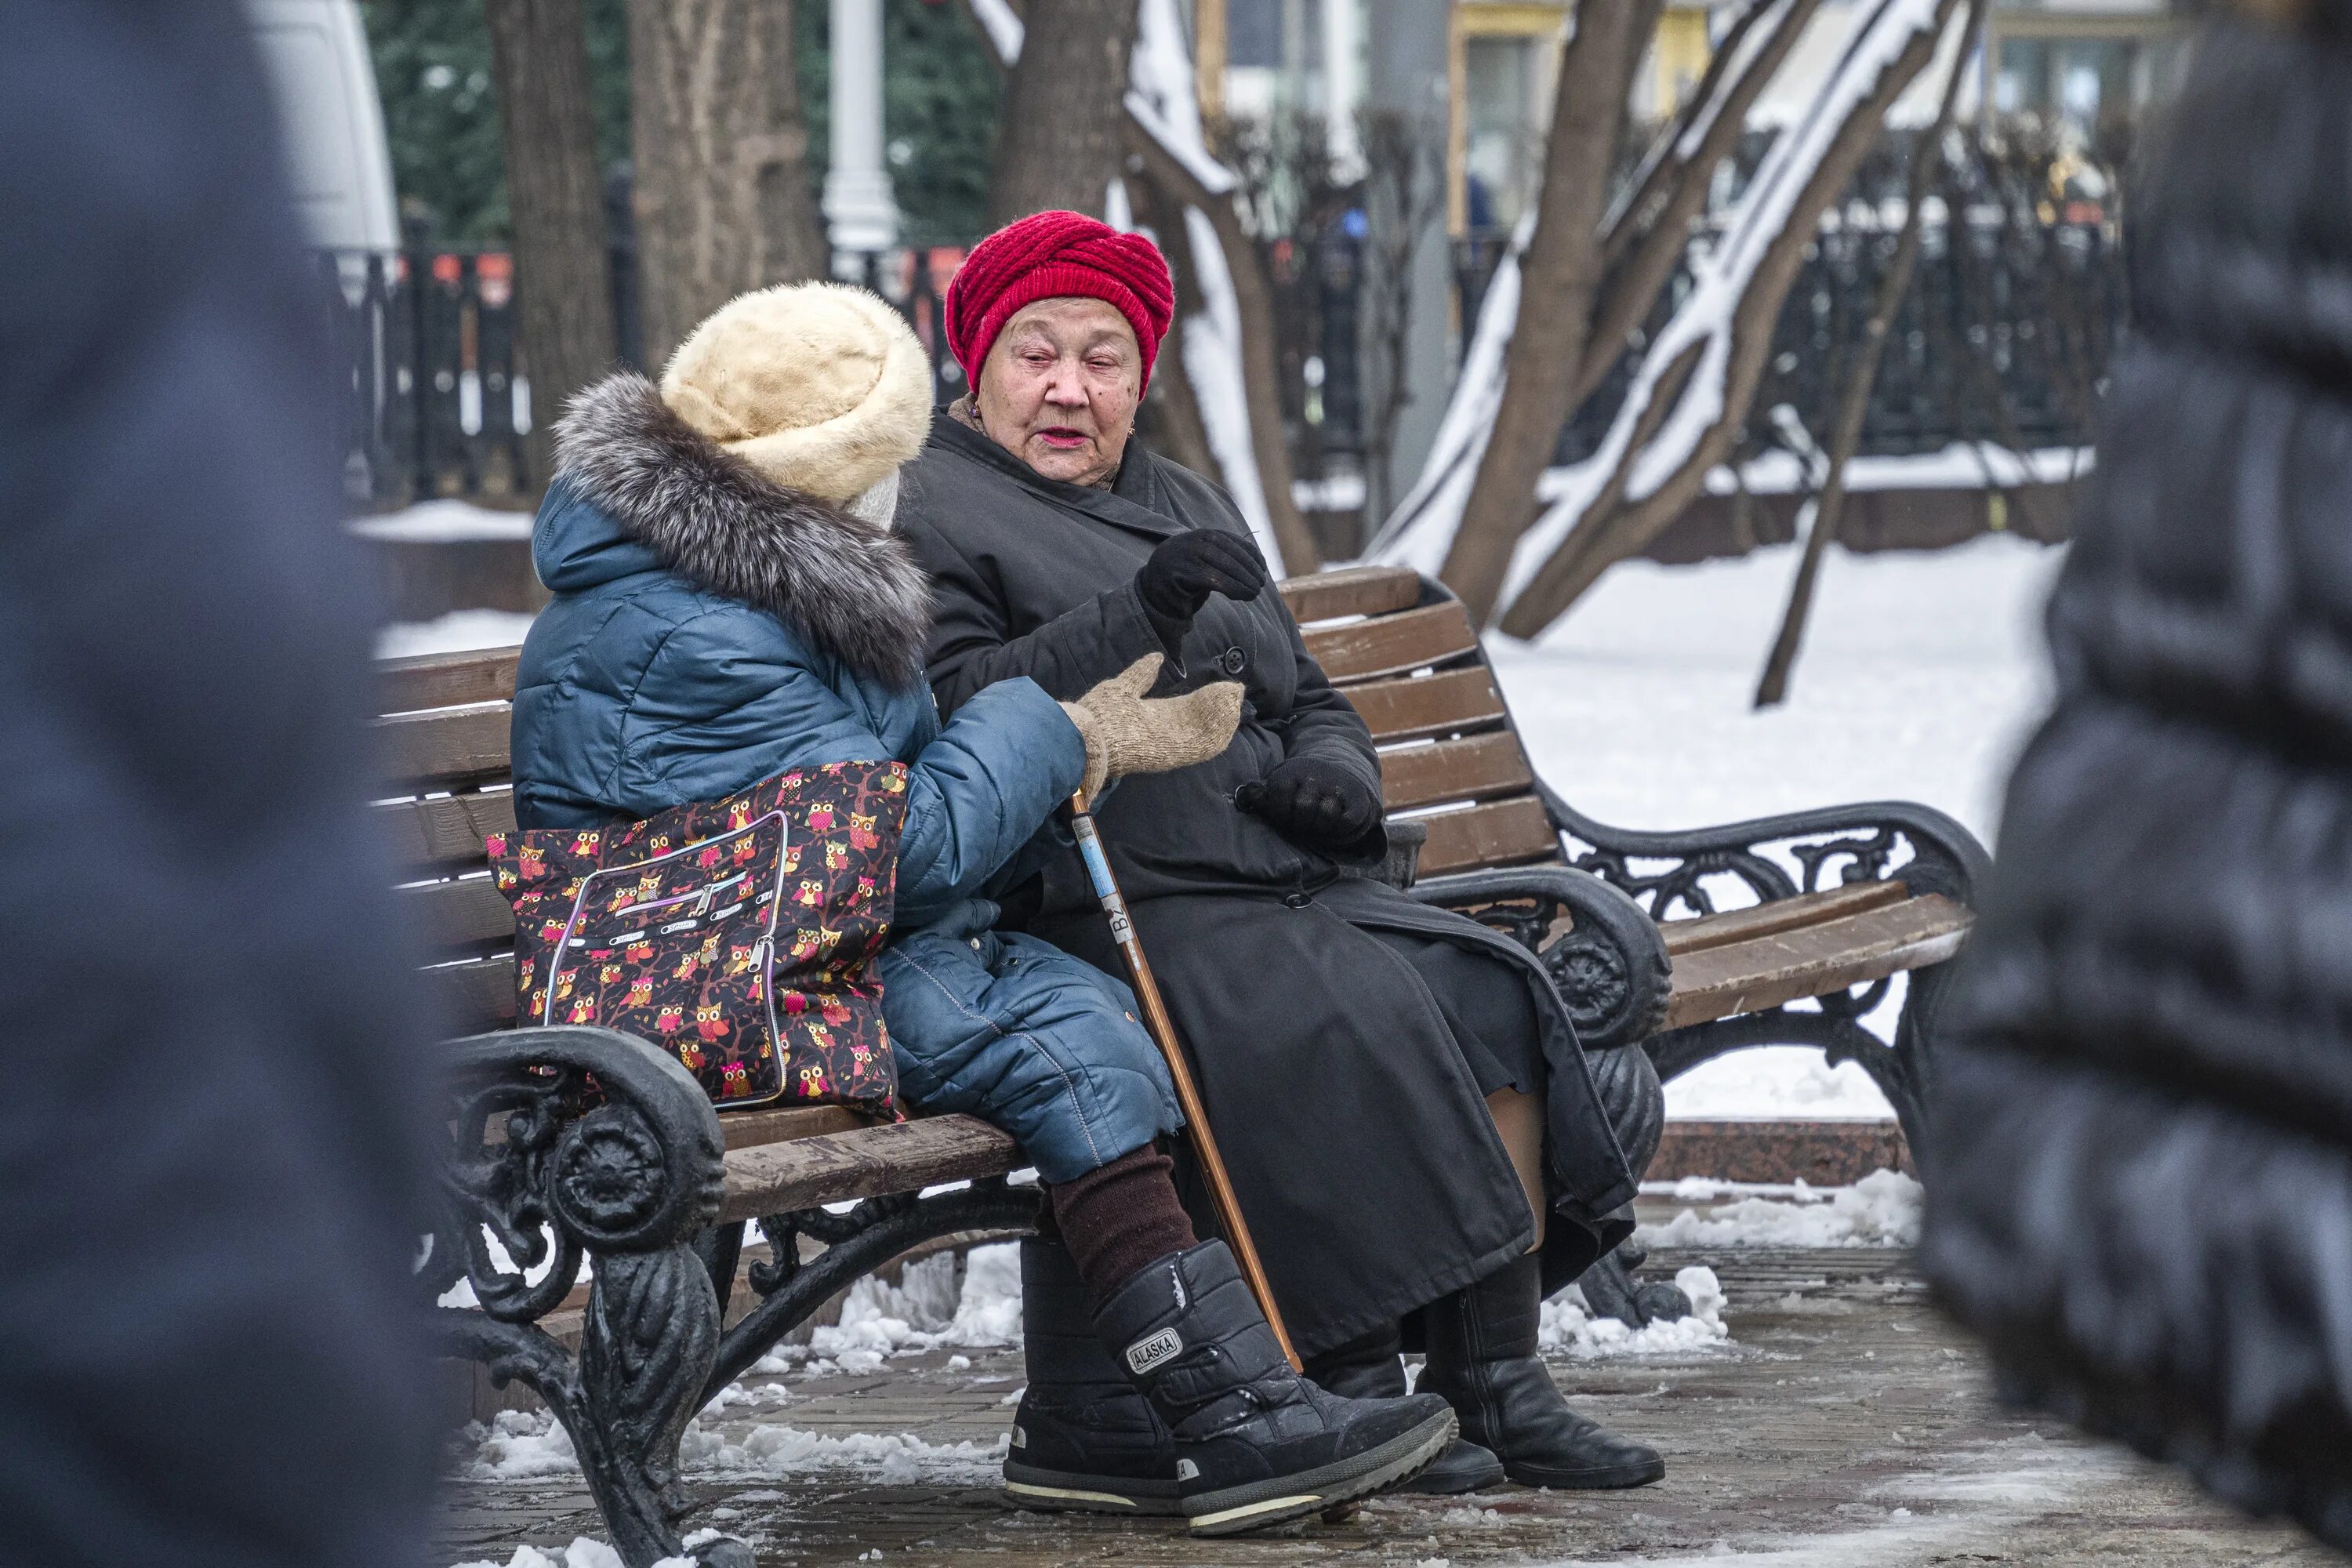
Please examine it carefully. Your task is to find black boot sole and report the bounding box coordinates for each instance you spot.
[1002,1459,1184,1516]
[1399,1437,1506,1495]
[1185,1408,1458,1537]
[1502,1452,1667,1490]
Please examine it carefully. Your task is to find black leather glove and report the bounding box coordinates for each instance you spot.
[1235,755,1383,852]
[1134,529,1266,655]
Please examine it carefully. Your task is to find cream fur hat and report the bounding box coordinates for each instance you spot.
[659,281,931,506]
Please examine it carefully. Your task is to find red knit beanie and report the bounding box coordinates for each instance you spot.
[944,210,1177,394]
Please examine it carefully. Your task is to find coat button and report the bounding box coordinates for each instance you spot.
[1283,891,1311,909]
[1218,647,1247,676]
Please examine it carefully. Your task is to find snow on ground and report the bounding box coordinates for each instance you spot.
[1657,1045,1898,1119]
[1637,1169,1924,1249]
[1489,534,2062,1119]
[1492,534,2060,843]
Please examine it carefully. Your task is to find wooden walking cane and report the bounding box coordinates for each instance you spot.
[1068,790,1303,1371]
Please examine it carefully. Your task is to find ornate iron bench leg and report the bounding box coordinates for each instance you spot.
[430,1025,750,1567]
[431,1027,1044,1566]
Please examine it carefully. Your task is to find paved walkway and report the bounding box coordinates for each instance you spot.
[434,1246,2329,1566]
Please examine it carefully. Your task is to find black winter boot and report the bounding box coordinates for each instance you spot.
[1418,1253,1665,1490]
[1306,1324,1504,1494]
[1094,1240,1458,1536]
[1003,1237,1181,1515]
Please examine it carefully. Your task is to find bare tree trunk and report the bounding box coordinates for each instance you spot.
[1439,0,1662,622]
[1497,0,1962,637]
[989,0,1140,223]
[1127,169,1223,481]
[1128,121,1321,571]
[627,0,827,367]
[1754,0,1985,710]
[485,0,617,489]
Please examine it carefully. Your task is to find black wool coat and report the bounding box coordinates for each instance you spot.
[1921,12,2352,1548]
[898,415,1637,1355]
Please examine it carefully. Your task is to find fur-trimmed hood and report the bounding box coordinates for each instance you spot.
[547,371,930,686]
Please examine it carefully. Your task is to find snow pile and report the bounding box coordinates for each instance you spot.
[448,1541,695,1568]
[752,1243,1025,1378]
[460,1404,1007,1489]
[1639,1169,1923,1248]
[378,608,535,660]
[461,1409,583,1480]
[1539,1265,1732,1358]
[680,1423,1007,1486]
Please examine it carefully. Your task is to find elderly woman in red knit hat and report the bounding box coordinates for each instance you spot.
[895,211,1671,1504]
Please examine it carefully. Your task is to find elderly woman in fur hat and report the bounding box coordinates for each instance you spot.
[508,282,1456,1537]
[893,212,1671,1499]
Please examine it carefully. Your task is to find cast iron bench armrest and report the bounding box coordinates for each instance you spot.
[1406,863,1672,1054]
[1537,782,1991,918]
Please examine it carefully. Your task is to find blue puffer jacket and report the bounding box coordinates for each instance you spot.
[509,378,1084,931]
[506,373,1179,1180]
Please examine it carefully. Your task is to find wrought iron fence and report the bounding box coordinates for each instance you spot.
[327,212,2122,513]
[1551,213,2124,472]
[321,249,531,507]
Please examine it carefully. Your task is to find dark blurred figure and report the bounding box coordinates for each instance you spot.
[0,4,441,1565]
[1924,0,2352,1548]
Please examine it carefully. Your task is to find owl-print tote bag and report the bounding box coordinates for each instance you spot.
[488,762,909,1115]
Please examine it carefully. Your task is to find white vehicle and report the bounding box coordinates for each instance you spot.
[246,0,399,252]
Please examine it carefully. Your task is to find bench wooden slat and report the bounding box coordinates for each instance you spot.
[426,955,520,1032]
[1349,667,1508,745]
[1663,892,1973,1030]
[380,790,520,871]
[716,1104,874,1151]
[380,647,521,713]
[1379,733,1533,812]
[718,1114,1020,1223]
[376,702,512,791]
[405,876,517,952]
[1412,795,1560,878]
[1277,564,1423,624]
[1660,880,1911,959]
[1303,601,1479,686]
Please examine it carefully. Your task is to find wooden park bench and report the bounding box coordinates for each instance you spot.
[401,564,1981,1567]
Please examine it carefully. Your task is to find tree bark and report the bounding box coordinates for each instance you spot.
[1127,119,1320,572]
[1126,169,1223,481]
[1439,0,1661,622]
[989,0,1140,223]
[485,0,618,490]
[627,0,827,368]
[1755,0,1985,710]
[1497,0,1962,637]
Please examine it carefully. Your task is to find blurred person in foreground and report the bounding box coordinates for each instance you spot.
[0,4,441,1565]
[1922,0,2352,1547]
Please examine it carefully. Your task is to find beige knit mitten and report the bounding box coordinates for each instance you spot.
[1060,655,1245,802]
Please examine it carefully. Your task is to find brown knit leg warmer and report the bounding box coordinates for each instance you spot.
[1044,1144,1198,1305]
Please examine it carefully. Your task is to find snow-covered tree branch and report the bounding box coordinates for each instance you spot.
[1376,0,1969,640]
